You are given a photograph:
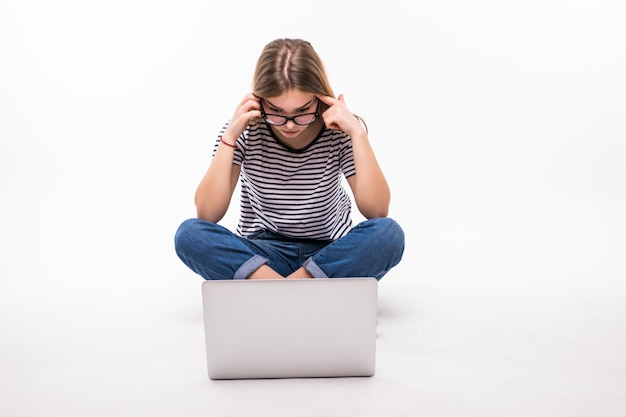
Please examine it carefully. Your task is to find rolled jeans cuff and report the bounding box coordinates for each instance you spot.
[302,257,329,279]
[233,255,270,280]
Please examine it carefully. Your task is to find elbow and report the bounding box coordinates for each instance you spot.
[196,210,217,223]
[363,208,389,220]
[195,206,225,224]
[358,200,390,220]
[195,198,225,223]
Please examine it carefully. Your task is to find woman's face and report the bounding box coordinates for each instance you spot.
[261,89,321,146]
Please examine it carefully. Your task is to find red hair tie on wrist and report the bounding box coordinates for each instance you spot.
[219,136,238,149]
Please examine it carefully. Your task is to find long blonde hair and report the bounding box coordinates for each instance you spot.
[252,38,367,132]
[253,38,334,100]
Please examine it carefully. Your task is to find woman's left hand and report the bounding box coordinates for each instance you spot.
[317,94,365,137]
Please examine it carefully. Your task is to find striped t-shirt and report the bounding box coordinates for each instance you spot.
[213,121,356,240]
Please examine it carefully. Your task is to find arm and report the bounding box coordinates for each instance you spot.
[318,94,390,219]
[345,129,390,219]
[195,93,261,222]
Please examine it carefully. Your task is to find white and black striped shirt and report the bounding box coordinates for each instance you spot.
[213,121,355,240]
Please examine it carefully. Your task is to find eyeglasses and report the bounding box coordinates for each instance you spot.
[260,100,320,126]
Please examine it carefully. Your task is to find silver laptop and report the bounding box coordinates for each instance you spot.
[201,277,378,380]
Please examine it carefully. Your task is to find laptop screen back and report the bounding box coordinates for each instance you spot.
[201,278,378,379]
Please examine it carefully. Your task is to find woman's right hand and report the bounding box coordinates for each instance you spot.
[222,93,261,143]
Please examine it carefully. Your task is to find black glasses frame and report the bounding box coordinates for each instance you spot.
[260,100,320,126]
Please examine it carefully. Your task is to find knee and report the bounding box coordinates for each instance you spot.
[370,217,405,257]
[175,217,198,239]
[372,217,404,241]
[174,218,210,255]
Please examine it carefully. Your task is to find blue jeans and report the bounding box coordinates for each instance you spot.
[174,217,404,280]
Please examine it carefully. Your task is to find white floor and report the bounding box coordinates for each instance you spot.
[2,1,626,416]
[1,191,625,417]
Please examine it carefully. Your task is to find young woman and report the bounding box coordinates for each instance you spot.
[174,38,404,280]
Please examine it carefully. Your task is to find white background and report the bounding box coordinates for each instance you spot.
[1,1,625,416]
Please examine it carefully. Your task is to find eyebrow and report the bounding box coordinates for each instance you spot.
[265,98,315,112]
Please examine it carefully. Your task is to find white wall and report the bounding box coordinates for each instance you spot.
[1,0,625,305]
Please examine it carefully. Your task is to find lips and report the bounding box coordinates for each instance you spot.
[281,129,301,136]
